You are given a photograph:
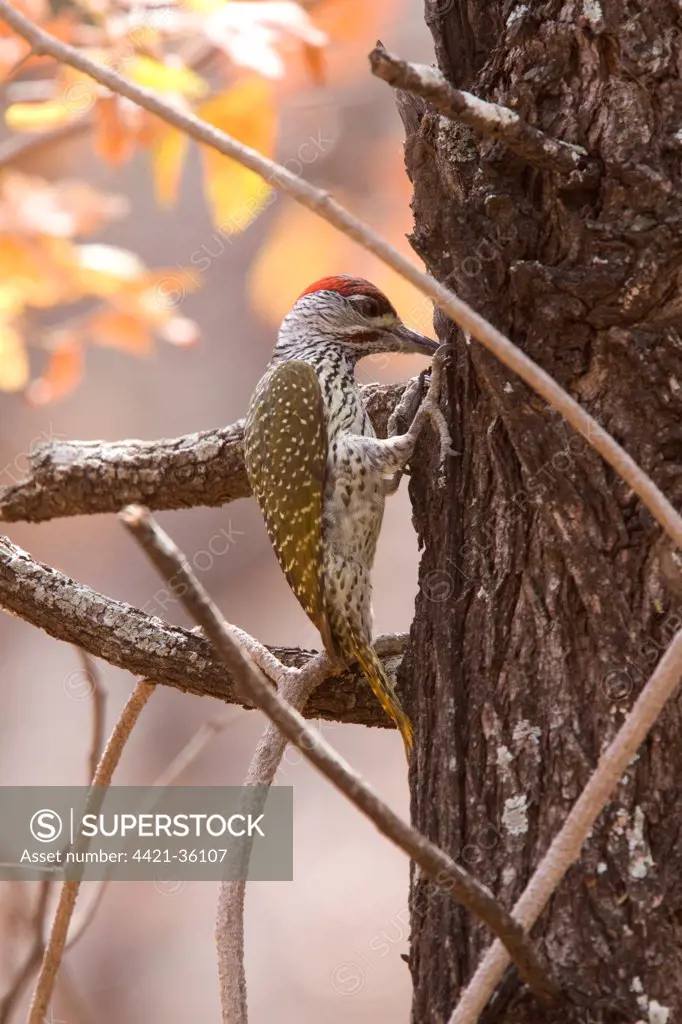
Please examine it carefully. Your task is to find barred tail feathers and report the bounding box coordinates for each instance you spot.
[352,641,413,759]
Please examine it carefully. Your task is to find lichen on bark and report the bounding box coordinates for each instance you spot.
[401,2,682,1020]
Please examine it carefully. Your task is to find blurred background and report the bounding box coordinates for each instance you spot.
[0,2,436,1020]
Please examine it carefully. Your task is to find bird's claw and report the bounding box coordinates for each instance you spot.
[389,344,455,487]
[426,343,452,404]
[388,374,424,437]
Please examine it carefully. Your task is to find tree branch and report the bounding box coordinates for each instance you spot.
[28,680,156,1024]
[0,4,680,553]
[217,653,333,1023]
[369,43,595,178]
[449,628,682,1024]
[0,118,90,169]
[0,383,401,523]
[120,504,560,1007]
[0,534,407,727]
[76,648,106,783]
[0,881,51,1024]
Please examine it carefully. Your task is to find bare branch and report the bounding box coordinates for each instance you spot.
[151,714,240,788]
[449,628,682,1024]
[28,680,156,1024]
[0,650,105,1018]
[0,534,408,727]
[0,383,401,523]
[0,6,679,553]
[66,705,242,956]
[0,881,51,1024]
[120,504,560,1006]
[369,43,595,178]
[0,44,45,105]
[76,648,106,782]
[217,651,334,1023]
[0,118,90,169]
[2,45,36,84]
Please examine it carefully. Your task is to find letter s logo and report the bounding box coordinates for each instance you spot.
[30,809,63,843]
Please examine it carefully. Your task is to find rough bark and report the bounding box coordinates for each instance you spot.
[0,536,407,727]
[0,382,401,523]
[402,2,682,1021]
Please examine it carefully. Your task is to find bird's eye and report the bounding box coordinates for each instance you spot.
[354,296,382,319]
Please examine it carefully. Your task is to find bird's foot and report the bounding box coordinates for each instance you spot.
[385,374,425,494]
[419,345,458,481]
[387,373,424,437]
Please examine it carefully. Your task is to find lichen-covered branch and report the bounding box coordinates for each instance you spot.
[369,43,595,178]
[0,383,402,523]
[0,534,407,726]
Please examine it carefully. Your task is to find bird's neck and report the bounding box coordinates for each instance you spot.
[272,333,359,382]
[272,335,366,432]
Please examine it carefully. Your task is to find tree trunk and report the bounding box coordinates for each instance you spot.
[400,2,682,1021]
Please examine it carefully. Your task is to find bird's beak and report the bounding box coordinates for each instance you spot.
[391,324,439,356]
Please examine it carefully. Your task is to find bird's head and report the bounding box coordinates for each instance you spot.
[274,275,438,363]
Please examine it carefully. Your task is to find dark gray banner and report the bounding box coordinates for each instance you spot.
[0,786,292,881]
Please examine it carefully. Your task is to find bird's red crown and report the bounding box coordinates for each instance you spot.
[296,275,395,316]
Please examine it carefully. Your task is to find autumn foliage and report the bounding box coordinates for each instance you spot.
[0,0,423,402]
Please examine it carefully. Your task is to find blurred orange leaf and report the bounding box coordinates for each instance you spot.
[198,78,276,230]
[151,122,189,207]
[26,335,83,405]
[87,308,155,355]
[301,42,326,84]
[249,200,348,326]
[0,236,74,309]
[94,95,135,166]
[308,0,392,81]
[0,322,29,392]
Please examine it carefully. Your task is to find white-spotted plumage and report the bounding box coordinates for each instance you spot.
[244,276,440,757]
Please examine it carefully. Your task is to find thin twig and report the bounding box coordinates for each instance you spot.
[369,43,594,177]
[120,504,559,1006]
[0,117,91,168]
[27,680,156,1024]
[76,648,106,783]
[449,628,682,1023]
[151,714,239,788]
[1,652,104,1019]
[0,44,35,95]
[64,706,239,955]
[216,652,334,1023]
[0,881,51,1024]
[60,881,109,957]
[0,5,679,554]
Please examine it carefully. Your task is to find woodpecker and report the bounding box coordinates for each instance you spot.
[244,275,445,758]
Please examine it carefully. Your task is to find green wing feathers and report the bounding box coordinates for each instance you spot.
[244,360,334,655]
[245,360,412,757]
